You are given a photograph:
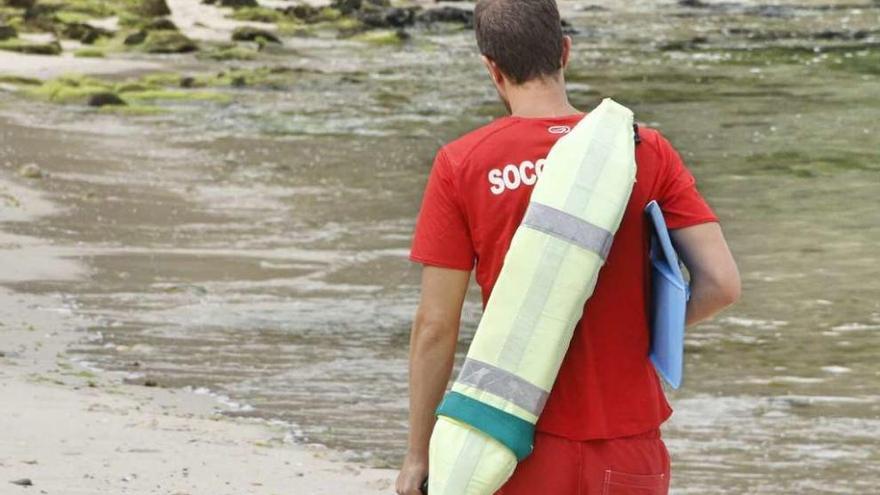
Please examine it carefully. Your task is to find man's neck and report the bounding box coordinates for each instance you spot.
[506,78,580,118]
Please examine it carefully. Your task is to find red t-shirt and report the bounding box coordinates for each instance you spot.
[409,113,718,440]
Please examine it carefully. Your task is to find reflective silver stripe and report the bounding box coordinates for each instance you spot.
[457,358,549,416]
[522,202,614,260]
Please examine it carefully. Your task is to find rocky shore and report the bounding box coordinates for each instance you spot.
[0,0,476,58]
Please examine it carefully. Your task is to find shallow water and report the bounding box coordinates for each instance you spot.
[2,0,879,492]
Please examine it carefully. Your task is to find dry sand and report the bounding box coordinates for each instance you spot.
[0,51,161,81]
[0,172,397,494]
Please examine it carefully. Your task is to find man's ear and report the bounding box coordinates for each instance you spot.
[560,35,572,69]
[481,55,504,85]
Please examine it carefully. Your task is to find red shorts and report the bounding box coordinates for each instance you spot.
[496,429,670,495]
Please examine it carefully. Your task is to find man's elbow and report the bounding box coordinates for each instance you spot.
[710,265,741,308]
[411,311,459,349]
[718,274,741,307]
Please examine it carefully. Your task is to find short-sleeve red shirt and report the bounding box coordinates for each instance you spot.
[410,113,718,440]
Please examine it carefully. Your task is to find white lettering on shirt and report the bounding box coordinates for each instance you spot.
[488,158,547,194]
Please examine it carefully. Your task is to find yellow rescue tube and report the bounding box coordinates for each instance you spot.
[428,98,637,495]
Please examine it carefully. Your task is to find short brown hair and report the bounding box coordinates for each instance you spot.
[474,0,564,85]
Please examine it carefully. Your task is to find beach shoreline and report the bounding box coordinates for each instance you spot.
[0,170,397,494]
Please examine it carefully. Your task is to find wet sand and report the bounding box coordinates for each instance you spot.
[0,167,395,492]
[0,52,161,80]
[0,288,395,494]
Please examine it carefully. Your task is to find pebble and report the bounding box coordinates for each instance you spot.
[10,478,33,486]
[18,163,43,179]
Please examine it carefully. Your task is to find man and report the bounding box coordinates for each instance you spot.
[396,0,741,493]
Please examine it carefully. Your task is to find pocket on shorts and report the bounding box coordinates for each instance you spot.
[601,469,667,495]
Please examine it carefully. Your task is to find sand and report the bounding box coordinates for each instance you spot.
[167,0,280,42]
[0,51,162,81]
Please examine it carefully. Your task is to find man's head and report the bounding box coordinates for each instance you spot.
[474,0,571,111]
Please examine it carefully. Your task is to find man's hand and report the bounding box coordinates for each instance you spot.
[396,452,428,495]
[670,222,741,325]
[397,266,470,495]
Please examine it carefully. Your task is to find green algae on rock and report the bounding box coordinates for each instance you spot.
[74,46,105,57]
[23,73,230,109]
[231,26,281,44]
[26,74,116,103]
[0,24,16,40]
[0,75,41,86]
[228,6,284,23]
[137,0,171,17]
[0,38,62,55]
[198,44,259,61]
[351,28,408,45]
[141,30,198,53]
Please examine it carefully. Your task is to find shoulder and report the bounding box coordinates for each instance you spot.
[440,117,521,169]
[635,125,669,161]
[635,124,686,172]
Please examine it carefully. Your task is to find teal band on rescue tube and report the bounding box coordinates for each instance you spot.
[435,391,535,461]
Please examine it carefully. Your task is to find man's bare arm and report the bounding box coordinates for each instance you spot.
[396,266,470,495]
[670,222,741,326]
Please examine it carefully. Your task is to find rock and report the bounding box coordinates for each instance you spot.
[203,0,258,8]
[199,45,257,61]
[87,92,126,107]
[359,7,417,29]
[0,25,16,41]
[331,0,361,15]
[353,28,409,44]
[60,22,111,44]
[279,5,319,21]
[416,7,473,27]
[659,36,708,51]
[138,0,171,17]
[18,163,42,179]
[0,40,62,55]
[231,26,280,44]
[744,5,794,18]
[560,19,578,35]
[146,17,177,31]
[142,31,197,53]
[5,0,34,8]
[678,0,709,7]
[10,479,33,487]
[123,30,147,46]
[179,76,196,88]
[813,29,870,41]
[144,379,158,387]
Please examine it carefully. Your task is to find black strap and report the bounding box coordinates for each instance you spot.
[634,123,642,145]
